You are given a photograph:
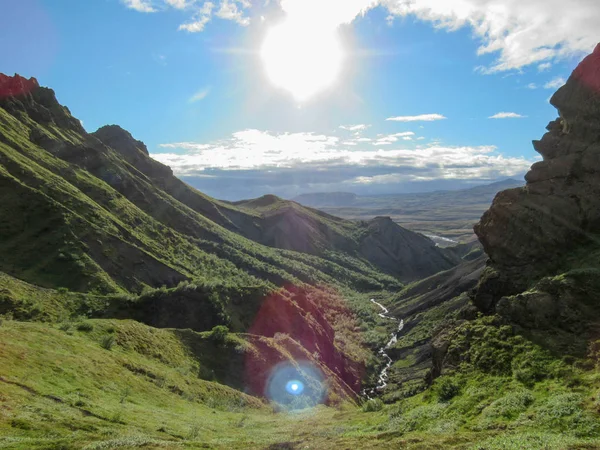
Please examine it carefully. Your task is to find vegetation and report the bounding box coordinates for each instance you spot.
[1,81,599,449]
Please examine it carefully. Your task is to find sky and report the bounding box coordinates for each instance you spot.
[1,0,599,200]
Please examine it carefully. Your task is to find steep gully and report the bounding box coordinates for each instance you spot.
[363,299,404,398]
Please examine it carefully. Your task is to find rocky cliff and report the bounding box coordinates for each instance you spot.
[473,44,600,355]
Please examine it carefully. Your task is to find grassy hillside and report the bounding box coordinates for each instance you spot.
[1,316,599,449]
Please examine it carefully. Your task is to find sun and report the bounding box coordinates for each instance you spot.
[260,20,344,101]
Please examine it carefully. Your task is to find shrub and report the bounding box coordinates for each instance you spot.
[533,393,600,436]
[274,332,289,342]
[210,325,229,343]
[362,398,384,412]
[76,322,94,332]
[388,401,405,419]
[483,389,535,419]
[434,376,461,402]
[100,335,115,350]
[389,403,447,433]
[512,350,553,387]
[535,393,582,427]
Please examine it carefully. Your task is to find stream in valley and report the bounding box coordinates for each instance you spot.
[362,299,404,398]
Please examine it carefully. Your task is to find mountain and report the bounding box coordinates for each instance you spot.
[0,73,400,414]
[0,74,457,296]
[383,254,487,399]
[293,179,522,209]
[292,178,524,243]
[370,46,600,438]
[233,195,459,282]
[291,191,359,207]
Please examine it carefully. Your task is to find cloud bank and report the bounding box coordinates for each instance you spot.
[152,128,534,199]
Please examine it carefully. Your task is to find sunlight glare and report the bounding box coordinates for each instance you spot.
[260,20,344,101]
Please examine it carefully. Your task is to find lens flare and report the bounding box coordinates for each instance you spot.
[286,380,304,395]
[264,360,326,408]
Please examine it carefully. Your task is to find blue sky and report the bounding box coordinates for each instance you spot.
[1,0,598,199]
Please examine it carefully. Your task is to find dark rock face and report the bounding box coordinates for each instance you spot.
[474,44,600,314]
[93,125,150,157]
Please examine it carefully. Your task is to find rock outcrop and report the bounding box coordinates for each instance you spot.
[0,74,84,134]
[471,45,600,356]
[0,74,39,98]
[474,44,600,314]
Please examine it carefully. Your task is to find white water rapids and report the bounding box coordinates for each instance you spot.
[363,299,404,398]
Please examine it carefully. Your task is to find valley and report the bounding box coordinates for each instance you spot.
[1,43,600,450]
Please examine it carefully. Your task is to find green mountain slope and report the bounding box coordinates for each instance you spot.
[0,74,400,419]
[0,77,407,295]
[235,195,459,282]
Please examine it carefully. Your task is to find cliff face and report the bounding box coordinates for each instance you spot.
[472,44,600,355]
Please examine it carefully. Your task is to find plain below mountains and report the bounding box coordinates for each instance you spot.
[293,178,524,244]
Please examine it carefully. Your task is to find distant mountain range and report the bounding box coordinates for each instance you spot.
[292,179,523,208]
[292,178,524,243]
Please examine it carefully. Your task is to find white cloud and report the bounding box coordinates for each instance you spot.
[179,15,211,32]
[179,2,215,32]
[164,0,190,8]
[526,83,537,90]
[122,0,250,31]
[264,0,600,73]
[153,128,534,186]
[279,0,378,28]
[189,87,211,103]
[122,0,156,13]
[372,132,415,145]
[538,63,552,72]
[153,54,167,66]
[380,0,600,73]
[121,0,600,73]
[386,114,446,122]
[216,0,251,25]
[544,77,567,89]
[340,124,370,131]
[489,112,526,119]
